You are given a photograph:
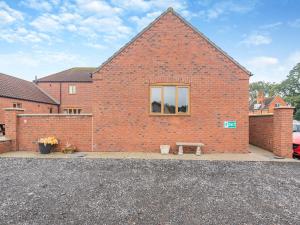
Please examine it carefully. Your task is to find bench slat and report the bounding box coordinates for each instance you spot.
[176,142,204,146]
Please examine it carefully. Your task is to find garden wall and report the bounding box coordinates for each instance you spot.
[16,114,92,152]
[0,138,12,153]
[249,107,294,158]
[3,109,93,152]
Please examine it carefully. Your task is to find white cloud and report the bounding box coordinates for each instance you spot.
[241,34,272,46]
[76,0,122,15]
[30,14,63,32]
[85,43,105,49]
[111,0,187,12]
[20,0,53,12]
[0,27,51,43]
[200,0,257,20]
[130,11,162,30]
[247,56,278,68]
[247,51,300,82]
[259,22,282,30]
[0,50,87,80]
[0,1,23,25]
[288,18,300,28]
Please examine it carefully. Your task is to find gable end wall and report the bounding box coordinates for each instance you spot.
[92,12,249,153]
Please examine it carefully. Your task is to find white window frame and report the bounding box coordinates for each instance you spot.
[68,85,76,94]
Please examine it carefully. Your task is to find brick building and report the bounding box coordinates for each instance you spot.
[92,8,251,153]
[1,8,295,158]
[35,67,96,114]
[249,91,287,114]
[0,73,59,125]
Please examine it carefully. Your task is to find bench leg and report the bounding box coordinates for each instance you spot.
[178,146,183,155]
[196,146,202,156]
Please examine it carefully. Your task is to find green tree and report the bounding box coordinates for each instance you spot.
[295,109,300,121]
[279,63,300,119]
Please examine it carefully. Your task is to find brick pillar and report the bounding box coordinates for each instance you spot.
[273,107,294,158]
[4,108,24,151]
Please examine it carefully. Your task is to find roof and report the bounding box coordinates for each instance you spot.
[93,7,252,76]
[249,97,275,111]
[0,73,59,105]
[36,67,97,83]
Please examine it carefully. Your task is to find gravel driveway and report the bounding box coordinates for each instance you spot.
[0,158,299,225]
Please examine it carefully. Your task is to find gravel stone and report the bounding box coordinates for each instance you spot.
[0,158,299,225]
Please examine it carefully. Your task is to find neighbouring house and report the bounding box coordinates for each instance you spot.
[35,67,96,114]
[0,73,59,124]
[91,8,251,153]
[249,90,287,114]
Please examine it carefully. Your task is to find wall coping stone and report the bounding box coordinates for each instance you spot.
[3,108,25,111]
[17,113,92,117]
[249,114,273,117]
[0,136,12,142]
[274,106,295,110]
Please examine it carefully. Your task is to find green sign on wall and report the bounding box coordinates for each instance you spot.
[224,121,237,129]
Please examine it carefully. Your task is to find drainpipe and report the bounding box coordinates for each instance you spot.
[59,82,62,113]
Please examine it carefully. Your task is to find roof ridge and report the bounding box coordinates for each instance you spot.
[92,7,252,76]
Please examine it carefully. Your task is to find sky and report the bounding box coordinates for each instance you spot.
[0,0,300,83]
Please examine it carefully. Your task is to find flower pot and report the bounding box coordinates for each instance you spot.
[38,143,53,154]
[160,145,170,154]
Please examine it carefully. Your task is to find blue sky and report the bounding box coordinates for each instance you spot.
[0,0,300,82]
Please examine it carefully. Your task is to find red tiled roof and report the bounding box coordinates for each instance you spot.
[36,67,96,82]
[0,73,58,105]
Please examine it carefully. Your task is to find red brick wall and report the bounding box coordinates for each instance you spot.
[37,82,93,113]
[0,140,12,153]
[268,96,287,114]
[0,97,58,124]
[249,115,273,151]
[17,114,92,152]
[273,107,294,158]
[92,11,249,153]
[249,107,294,158]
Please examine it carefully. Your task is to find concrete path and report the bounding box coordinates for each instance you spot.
[0,145,298,162]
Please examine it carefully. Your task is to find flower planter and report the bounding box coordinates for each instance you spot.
[38,143,53,154]
[160,145,170,154]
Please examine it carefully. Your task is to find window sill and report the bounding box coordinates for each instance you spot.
[149,113,191,117]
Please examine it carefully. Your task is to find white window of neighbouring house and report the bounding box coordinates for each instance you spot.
[63,108,81,114]
[150,85,190,115]
[13,102,22,108]
[275,103,281,107]
[68,85,76,94]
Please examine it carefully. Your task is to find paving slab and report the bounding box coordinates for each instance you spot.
[0,145,298,162]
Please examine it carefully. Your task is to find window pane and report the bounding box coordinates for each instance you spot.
[151,87,162,113]
[164,86,176,114]
[178,87,189,113]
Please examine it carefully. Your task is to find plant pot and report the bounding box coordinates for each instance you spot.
[160,145,170,154]
[38,143,53,154]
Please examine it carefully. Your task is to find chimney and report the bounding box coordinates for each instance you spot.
[257,90,265,104]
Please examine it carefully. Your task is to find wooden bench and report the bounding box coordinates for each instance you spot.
[176,142,204,156]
